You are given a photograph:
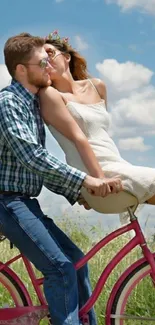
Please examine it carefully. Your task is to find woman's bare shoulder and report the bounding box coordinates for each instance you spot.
[90,78,106,97]
[39,86,61,102]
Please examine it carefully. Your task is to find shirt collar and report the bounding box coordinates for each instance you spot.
[10,79,38,103]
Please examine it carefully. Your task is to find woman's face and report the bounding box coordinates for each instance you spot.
[44,43,70,80]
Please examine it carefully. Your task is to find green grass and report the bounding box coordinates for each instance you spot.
[0,218,155,324]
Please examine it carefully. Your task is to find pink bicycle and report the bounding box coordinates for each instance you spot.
[0,207,155,324]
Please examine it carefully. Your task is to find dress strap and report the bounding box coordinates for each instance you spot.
[88,78,101,98]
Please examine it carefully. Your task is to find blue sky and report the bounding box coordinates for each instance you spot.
[1,0,155,235]
[1,0,155,71]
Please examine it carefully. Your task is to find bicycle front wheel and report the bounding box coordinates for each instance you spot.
[110,260,155,324]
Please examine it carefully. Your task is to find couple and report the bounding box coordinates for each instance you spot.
[0,32,123,325]
[0,31,154,325]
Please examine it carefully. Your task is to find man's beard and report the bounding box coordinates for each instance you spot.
[27,71,51,88]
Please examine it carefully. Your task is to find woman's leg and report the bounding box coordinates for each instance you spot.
[146,195,155,205]
[0,195,80,325]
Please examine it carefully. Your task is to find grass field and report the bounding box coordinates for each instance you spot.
[0,218,155,324]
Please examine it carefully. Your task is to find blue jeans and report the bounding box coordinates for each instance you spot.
[0,194,97,325]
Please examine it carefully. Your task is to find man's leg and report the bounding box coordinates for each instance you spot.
[0,195,80,325]
[40,210,97,325]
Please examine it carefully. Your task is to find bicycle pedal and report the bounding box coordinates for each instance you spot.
[81,314,90,325]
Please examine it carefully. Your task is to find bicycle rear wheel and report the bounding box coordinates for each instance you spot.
[0,269,28,307]
[0,268,51,324]
[110,261,155,324]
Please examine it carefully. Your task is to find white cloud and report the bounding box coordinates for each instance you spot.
[0,64,11,90]
[118,137,152,152]
[96,58,155,139]
[96,59,153,93]
[109,85,155,140]
[105,0,155,15]
[74,35,89,51]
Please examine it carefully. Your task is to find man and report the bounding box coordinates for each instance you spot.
[0,33,122,325]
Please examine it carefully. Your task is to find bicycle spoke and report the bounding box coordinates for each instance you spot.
[122,275,155,323]
[111,314,155,321]
[0,282,19,307]
[111,266,155,325]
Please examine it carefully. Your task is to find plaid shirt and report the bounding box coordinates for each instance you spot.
[0,79,86,204]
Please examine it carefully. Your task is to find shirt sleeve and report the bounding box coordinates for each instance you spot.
[0,92,86,205]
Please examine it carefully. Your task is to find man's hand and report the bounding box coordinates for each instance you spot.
[82,175,123,197]
[77,194,91,210]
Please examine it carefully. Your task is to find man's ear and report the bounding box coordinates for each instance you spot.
[16,64,26,76]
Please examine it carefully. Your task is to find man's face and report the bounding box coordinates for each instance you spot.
[24,47,52,88]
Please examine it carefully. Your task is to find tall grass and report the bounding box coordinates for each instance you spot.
[0,218,155,324]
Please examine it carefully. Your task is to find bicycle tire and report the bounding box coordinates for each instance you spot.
[0,269,52,324]
[0,269,28,307]
[110,260,155,324]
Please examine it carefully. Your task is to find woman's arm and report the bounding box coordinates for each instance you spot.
[39,87,105,178]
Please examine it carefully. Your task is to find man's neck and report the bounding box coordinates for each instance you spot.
[14,78,39,95]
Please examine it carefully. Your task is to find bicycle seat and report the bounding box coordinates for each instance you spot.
[81,188,138,214]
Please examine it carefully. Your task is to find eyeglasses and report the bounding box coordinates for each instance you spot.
[21,57,51,69]
[46,48,62,60]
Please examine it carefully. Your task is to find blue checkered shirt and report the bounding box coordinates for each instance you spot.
[0,79,86,204]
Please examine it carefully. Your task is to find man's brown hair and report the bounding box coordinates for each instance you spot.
[4,33,45,78]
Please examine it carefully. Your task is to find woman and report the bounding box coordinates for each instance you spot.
[39,31,155,214]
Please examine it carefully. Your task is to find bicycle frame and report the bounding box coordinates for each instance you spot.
[76,208,155,321]
[0,208,155,324]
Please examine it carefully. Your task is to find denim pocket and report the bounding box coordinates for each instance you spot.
[0,195,21,206]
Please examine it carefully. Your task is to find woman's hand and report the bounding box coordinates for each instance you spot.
[101,176,123,194]
[83,175,123,197]
[78,176,123,209]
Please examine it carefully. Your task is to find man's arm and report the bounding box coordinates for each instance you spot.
[0,92,86,204]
